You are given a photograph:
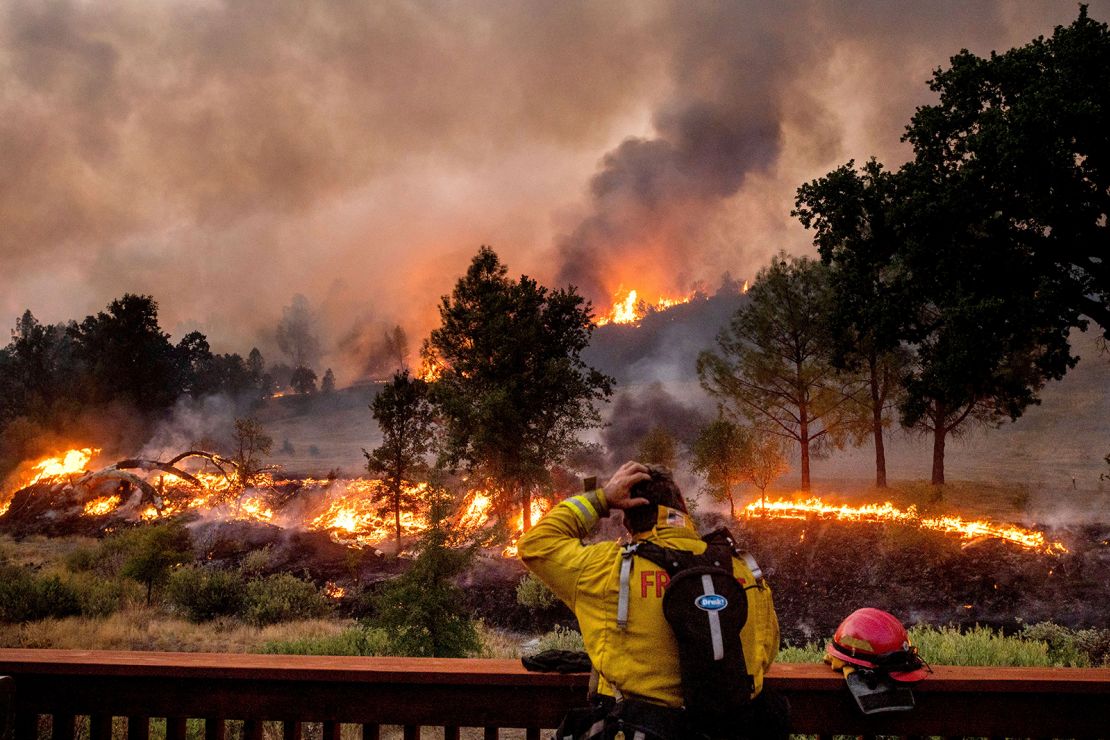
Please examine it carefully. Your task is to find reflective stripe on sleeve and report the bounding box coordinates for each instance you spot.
[740,551,764,582]
[562,495,598,527]
[701,574,725,661]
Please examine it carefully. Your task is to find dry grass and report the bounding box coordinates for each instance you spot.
[0,533,97,572]
[0,606,351,652]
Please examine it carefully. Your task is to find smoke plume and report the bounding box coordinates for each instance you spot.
[0,0,1104,379]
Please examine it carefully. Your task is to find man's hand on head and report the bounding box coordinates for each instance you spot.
[603,461,652,511]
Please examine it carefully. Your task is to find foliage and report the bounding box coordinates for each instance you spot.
[166,566,247,622]
[533,625,585,653]
[118,521,194,605]
[1023,622,1110,668]
[260,627,392,656]
[243,573,330,626]
[364,370,435,555]
[70,294,183,410]
[0,563,81,622]
[904,6,1110,339]
[364,490,480,657]
[691,417,751,519]
[793,159,910,487]
[636,425,678,469]
[424,245,613,528]
[693,418,788,517]
[698,253,865,489]
[289,366,318,395]
[776,623,1110,668]
[516,573,559,611]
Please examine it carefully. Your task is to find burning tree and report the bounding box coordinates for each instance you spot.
[230,418,273,494]
[365,370,434,555]
[697,253,865,490]
[423,246,612,531]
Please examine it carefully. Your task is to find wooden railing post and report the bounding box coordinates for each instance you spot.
[165,717,187,740]
[206,718,226,740]
[51,713,75,740]
[127,716,149,740]
[89,714,112,740]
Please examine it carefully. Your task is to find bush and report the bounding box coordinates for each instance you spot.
[0,565,81,622]
[68,573,129,617]
[167,566,247,622]
[1022,622,1110,667]
[909,624,1054,667]
[244,573,330,626]
[364,491,480,657]
[533,625,584,653]
[516,574,558,611]
[260,627,392,656]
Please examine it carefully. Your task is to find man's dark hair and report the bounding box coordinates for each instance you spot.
[624,465,687,533]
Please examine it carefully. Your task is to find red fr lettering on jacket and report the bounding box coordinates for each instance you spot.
[640,570,670,597]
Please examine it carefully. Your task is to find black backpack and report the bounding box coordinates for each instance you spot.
[622,529,756,736]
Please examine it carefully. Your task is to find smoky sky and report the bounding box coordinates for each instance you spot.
[2,0,1104,381]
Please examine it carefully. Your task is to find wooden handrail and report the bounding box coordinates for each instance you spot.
[2,649,1109,738]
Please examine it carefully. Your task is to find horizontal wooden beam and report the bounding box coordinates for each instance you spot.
[1,650,1108,736]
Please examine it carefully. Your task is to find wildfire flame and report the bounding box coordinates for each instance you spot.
[596,287,699,326]
[744,496,1066,553]
[83,495,121,517]
[1,447,101,516]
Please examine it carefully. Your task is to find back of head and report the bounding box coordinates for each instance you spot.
[624,465,687,534]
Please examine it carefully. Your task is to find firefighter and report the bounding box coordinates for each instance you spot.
[518,461,785,739]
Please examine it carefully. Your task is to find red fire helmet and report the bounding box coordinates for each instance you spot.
[827,608,929,682]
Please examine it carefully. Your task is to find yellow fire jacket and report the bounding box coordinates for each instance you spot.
[518,488,780,708]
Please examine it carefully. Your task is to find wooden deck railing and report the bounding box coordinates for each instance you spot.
[1,649,1108,739]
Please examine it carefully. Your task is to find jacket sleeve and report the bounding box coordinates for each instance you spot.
[517,488,610,609]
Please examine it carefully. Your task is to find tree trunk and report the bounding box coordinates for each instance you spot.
[931,401,946,486]
[798,403,811,490]
[521,485,532,533]
[394,490,402,557]
[728,492,735,521]
[870,355,887,488]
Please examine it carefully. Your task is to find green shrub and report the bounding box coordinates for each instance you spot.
[167,566,247,622]
[363,491,481,658]
[909,624,1054,667]
[244,573,330,626]
[117,521,194,604]
[260,627,392,656]
[0,565,82,622]
[533,625,584,653]
[516,574,558,611]
[64,546,100,573]
[1022,622,1110,667]
[69,573,129,617]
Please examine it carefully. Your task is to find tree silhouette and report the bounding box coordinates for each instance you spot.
[424,246,612,531]
[365,370,434,555]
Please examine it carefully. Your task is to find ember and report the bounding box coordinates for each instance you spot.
[744,496,1066,553]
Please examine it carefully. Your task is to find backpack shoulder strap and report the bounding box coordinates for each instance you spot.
[703,527,765,584]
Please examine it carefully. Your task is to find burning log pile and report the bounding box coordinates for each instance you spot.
[0,447,533,554]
